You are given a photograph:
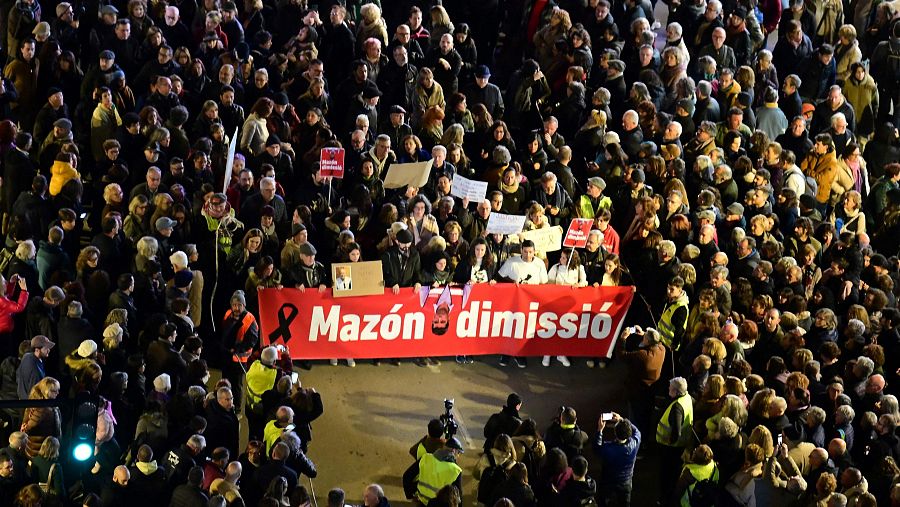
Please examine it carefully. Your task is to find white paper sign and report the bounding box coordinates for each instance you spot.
[383,160,434,189]
[522,226,563,252]
[450,174,488,202]
[486,214,527,235]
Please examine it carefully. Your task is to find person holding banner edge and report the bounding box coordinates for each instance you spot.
[496,240,548,368]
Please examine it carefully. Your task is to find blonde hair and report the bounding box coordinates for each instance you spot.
[429,5,451,27]
[360,3,382,23]
[838,24,857,41]
[128,195,150,215]
[703,338,727,362]
[136,236,159,259]
[30,377,60,400]
[39,436,60,460]
[748,425,774,457]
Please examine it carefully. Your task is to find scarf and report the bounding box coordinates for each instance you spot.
[300,262,321,287]
[847,159,862,193]
[499,178,520,194]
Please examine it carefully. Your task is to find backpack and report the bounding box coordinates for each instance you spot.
[477,453,509,505]
[786,166,817,198]
[518,439,542,485]
[0,247,14,277]
[804,174,819,198]
[689,465,721,507]
[886,41,900,84]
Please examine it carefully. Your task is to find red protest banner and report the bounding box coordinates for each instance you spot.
[319,147,345,178]
[563,218,594,248]
[258,284,634,359]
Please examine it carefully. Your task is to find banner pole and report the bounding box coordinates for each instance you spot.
[566,246,575,270]
[328,178,332,206]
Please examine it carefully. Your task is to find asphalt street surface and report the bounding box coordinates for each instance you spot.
[292,358,660,506]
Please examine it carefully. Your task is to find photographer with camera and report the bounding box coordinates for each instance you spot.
[483,393,523,453]
[593,412,640,507]
[616,325,665,440]
[544,406,588,462]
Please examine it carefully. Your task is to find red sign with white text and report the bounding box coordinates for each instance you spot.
[319,147,345,178]
[258,284,634,359]
[563,219,594,248]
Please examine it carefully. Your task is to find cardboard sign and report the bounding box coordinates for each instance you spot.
[331,261,384,298]
[383,160,434,189]
[319,147,346,178]
[563,218,594,248]
[450,174,489,202]
[486,214,527,235]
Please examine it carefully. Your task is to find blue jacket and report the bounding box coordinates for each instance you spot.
[593,422,641,485]
[16,352,44,399]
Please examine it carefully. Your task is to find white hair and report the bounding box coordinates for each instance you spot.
[15,240,35,261]
[170,251,189,270]
[831,112,847,127]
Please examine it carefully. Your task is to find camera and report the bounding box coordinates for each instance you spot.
[439,398,458,439]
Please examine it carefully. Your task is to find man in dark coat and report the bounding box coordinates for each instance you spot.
[464,65,505,120]
[100,465,131,507]
[255,441,299,493]
[127,445,167,507]
[169,466,208,507]
[320,5,356,85]
[57,302,94,373]
[424,34,463,94]
[379,45,417,113]
[204,386,240,459]
[381,229,422,291]
[145,322,187,394]
[544,407,590,462]
[32,88,69,148]
[483,393,523,452]
[165,435,205,490]
[3,132,34,217]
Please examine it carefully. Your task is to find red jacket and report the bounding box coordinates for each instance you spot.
[0,284,27,334]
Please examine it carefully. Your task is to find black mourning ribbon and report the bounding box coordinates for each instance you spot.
[269,303,299,345]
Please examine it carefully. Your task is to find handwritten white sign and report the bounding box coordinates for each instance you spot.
[450,174,488,202]
[486,214,527,235]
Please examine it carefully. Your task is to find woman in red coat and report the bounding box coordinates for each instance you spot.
[0,274,28,357]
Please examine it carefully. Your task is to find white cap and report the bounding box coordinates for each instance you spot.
[77,339,98,358]
[153,373,171,392]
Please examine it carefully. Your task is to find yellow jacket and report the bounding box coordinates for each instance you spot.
[49,160,80,196]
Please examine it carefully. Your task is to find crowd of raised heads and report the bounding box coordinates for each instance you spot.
[3,0,900,505]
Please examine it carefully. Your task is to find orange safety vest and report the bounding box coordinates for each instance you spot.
[225,309,256,362]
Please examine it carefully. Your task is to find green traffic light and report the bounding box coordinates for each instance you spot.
[73,442,93,461]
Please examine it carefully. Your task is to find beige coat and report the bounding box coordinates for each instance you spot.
[402,214,440,253]
[836,41,862,83]
[831,157,856,204]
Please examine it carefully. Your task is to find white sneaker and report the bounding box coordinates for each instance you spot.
[542,356,551,367]
[557,356,571,367]
[329,359,338,366]
[346,359,356,367]
[586,360,596,368]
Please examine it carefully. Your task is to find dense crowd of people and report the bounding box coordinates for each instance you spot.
[1,0,900,504]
